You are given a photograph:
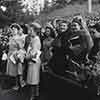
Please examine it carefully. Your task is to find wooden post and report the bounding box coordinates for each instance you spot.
[88,0,92,13]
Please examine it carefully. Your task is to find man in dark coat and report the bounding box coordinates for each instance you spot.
[49,20,69,76]
[49,17,93,76]
[23,25,31,81]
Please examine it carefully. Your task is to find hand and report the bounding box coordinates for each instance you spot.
[32,52,37,59]
[26,53,31,60]
[94,29,100,38]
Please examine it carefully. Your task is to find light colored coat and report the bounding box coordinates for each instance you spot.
[6,36,19,77]
[27,36,41,85]
[6,34,26,77]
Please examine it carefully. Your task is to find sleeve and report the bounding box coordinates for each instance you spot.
[83,29,94,51]
[31,36,42,62]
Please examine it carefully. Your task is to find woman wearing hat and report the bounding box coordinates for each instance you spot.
[6,23,26,90]
[25,22,41,100]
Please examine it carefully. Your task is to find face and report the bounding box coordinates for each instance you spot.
[12,27,18,36]
[28,27,33,35]
[59,22,68,32]
[71,22,81,31]
[18,28,23,36]
[0,29,3,33]
[45,28,51,37]
[28,27,36,37]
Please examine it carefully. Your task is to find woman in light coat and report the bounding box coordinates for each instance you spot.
[26,23,41,100]
[6,24,26,90]
[6,24,19,77]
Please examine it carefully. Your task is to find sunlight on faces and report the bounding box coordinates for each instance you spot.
[59,22,68,32]
[71,22,81,32]
[45,28,51,37]
[12,27,19,36]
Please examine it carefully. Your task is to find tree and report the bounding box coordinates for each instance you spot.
[0,0,24,22]
[0,0,38,24]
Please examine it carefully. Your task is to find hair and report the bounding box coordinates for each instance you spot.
[10,23,21,31]
[72,19,83,29]
[20,24,28,34]
[59,20,69,25]
[45,26,56,38]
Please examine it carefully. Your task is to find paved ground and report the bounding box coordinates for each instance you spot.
[49,74,100,100]
[0,73,99,100]
[0,74,48,100]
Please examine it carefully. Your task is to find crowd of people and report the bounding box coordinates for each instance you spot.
[0,13,100,99]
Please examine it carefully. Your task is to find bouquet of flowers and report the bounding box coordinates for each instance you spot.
[30,50,41,63]
[17,49,26,63]
[10,51,18,64]
[10,49,26,64]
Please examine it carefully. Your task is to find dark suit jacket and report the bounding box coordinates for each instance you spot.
[24,35,31,51]
[23,35,31,80]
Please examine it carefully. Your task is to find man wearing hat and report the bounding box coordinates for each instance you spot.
[49,19,69,76]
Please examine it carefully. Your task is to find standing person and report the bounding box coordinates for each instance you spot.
[42,25,55,64]
[64,16,94,82]
[66,15,94,64]
[0,28,4,74]
[0,33,9,74]
[14,26,26,88]
[23,25,31,81]
[49,20,69,76]
[26,22,41,100]
[41,25,55,90]
[6,23,26,90]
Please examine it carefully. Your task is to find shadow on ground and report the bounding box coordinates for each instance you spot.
[0,73,99,100]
